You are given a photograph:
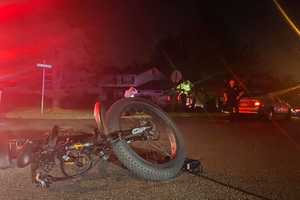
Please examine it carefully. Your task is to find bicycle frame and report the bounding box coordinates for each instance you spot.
[1,99,184,187]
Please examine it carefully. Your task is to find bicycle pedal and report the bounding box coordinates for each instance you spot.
[35,173,52,188]
[99,151,109,160]
[102,154,109,160]
[182,158,203,175]
[35,179,50,188]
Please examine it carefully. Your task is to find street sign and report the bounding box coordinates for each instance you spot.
[36,63,53,69]
[37,62,53,115]
[170,70,183,84]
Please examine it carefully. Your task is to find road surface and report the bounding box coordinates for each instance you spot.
[0,115,299,200]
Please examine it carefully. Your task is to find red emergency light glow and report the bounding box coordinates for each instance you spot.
[0,0,54,23]
[0,2,33,22]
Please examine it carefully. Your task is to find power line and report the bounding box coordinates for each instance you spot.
[272,0,300,37]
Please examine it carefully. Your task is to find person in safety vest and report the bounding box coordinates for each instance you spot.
[176,80,193,96]
[176,80,194,110]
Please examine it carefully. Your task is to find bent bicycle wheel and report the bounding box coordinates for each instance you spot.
[106,98,186,181]
[60,149,93,178]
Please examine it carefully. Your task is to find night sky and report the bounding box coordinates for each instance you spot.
[1,0,300,83]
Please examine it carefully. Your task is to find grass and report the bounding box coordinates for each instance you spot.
[3,107,226,120]
[4,107,94,119]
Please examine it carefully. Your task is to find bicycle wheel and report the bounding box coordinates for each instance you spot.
[105,98,186,181]
[60,149,93,178]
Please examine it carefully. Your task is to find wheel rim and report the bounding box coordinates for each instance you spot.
[119,104,178,165]
[62,151,91,176]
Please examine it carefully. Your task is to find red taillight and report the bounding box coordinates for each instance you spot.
[254,101,261,106]
[167,96,171,101]
[93,102,101,127]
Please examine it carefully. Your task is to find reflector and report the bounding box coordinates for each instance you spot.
[93,102,101,129]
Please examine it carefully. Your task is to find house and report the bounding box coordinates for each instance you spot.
[1,66,168,109]
[98,67,167,101]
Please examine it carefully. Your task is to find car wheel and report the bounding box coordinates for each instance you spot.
[285,110,292,120]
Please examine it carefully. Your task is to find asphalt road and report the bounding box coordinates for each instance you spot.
[0,115,299,200]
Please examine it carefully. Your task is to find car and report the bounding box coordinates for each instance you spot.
[291,107,300,117]
[285,94,300,117]
[135,80,173,109]
[136,89,171,108]
[238,93,292,120]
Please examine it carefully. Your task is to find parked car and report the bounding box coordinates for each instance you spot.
[238,93,292,120]
[136,90,171,108]
[291,107,300,117]
[135,80,173,109]
[285,94,300,117]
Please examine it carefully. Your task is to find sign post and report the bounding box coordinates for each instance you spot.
[37,62,53,115]
[170,70,183,84]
